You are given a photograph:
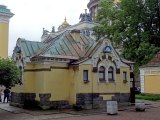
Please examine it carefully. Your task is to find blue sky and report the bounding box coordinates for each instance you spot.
[0,0,89,56]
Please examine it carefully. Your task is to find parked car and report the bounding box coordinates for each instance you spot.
[135,86,141,94]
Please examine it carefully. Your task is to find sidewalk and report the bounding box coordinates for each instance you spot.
[0,100,160,116]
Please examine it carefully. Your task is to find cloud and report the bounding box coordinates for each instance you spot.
[0,0,89,56]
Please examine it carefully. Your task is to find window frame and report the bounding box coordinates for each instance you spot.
[108,67,114,81]
[83,70,89,81]
[123,71,127,81]
[99,66,105,82]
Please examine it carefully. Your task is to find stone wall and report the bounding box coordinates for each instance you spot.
[11,92,130,110]
[76,93,105,109]
[112,93,131,103]
[11,92,70,109]
[76,93,130,109]
[11,92,36,104]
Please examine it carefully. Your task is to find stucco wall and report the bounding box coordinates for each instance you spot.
[145,75,160,94]
[78,64,130,93]
[68,66,79,104]
[140,69,160,94]
[24,63,70,101]
[0,22,9,58]
[11,64,35,93]
[43,65,69,101]
[11,57,131,107]
[68,63,130,105]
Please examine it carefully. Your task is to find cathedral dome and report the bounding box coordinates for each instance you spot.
[62,17,69,25]
[58,16,71,31]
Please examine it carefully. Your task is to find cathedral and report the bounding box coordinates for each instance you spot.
[87,0,120,19]
[10,0,134,110]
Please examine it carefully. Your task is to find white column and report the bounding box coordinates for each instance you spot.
[140,70,145,93]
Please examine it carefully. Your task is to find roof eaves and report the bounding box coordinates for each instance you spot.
[71,57,90,65]
[39,54,79,60]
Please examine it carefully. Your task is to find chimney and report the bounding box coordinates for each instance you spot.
[71,29,80,42]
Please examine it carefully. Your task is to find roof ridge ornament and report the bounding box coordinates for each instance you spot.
[42,28,49,37]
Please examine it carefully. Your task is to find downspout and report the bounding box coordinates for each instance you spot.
[92,69,93,109]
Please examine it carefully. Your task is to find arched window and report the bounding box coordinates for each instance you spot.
[99,66,105,81]
[108,67,114,81]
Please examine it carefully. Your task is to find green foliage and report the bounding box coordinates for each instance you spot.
[94,0,160,76]
[136,94,160,101]
[0,58,22,87]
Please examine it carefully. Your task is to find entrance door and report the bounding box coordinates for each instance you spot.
[130,72,135,103]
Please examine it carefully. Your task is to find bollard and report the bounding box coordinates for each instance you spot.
[106,101,118,115]
[135,99,145,111]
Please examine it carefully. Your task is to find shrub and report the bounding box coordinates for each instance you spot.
[136,94,160,101]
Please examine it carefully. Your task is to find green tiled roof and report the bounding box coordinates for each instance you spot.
[19,31,98,60]
[41,31,98,57]
[20,39,46,57]
[0,5,14,15]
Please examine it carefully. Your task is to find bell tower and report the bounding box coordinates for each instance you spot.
[0,5,14,58]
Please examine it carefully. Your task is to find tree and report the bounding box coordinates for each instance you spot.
[93,0,160,75]
[0,58,22,87]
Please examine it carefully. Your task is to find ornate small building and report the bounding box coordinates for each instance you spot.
[139,51,160,95]
[11,11,134,109]
[0,5,14,58]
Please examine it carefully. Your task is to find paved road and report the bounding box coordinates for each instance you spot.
[0,106,160,120]
[0,100,160,120]
[57,107,160,120]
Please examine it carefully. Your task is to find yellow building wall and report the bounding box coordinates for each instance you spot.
[145,71,150,74]
[0,22,9,58]
[12,62,70,101]
[12,58,130,104]
[43,68,69,101]
[11,84,25,93]
[11,64,35,94]
[34,63,69,101]
[68,62,130,104]
[68,66,79,104]
[77,64,130,93]
[145,75,160,94]
[100,95,114,100]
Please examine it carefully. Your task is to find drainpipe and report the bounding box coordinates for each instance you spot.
[92,68,94,109]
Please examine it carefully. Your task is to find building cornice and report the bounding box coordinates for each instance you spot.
[24,66,69,72]
[139,67,160,70]
[0,12,14,23]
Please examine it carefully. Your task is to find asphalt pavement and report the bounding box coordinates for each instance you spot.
[0,98,160,120]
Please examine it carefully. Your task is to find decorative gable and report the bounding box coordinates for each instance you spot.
[80,38,129,73]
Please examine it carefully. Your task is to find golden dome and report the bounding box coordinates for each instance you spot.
[62,16,69,25]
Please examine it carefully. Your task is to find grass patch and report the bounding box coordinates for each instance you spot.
[136,94,160,101]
